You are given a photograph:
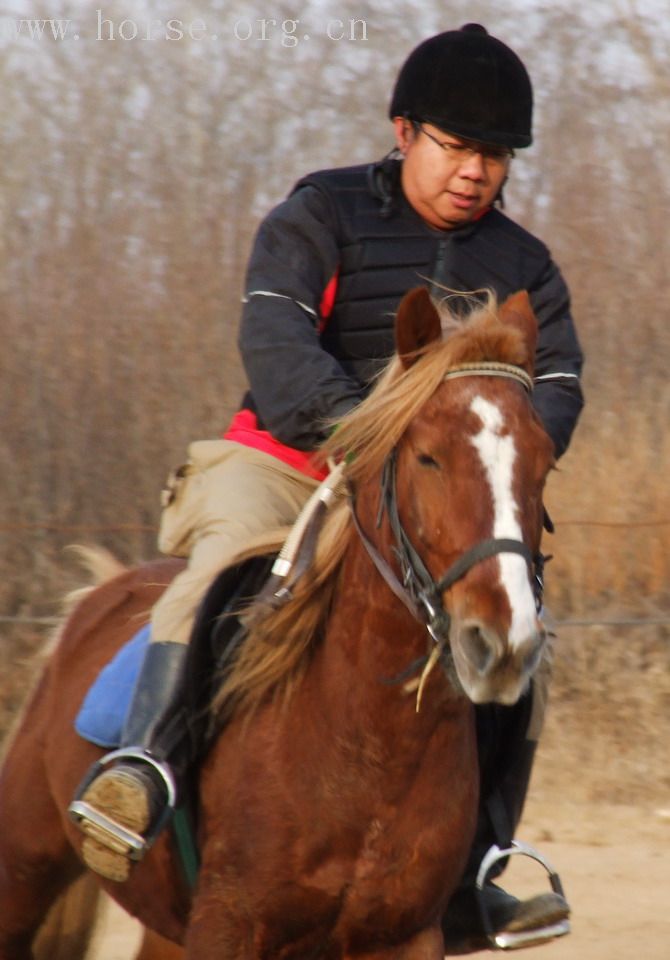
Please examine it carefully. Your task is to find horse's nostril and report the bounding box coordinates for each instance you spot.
[460,624,495,675]
[521,632,545,675]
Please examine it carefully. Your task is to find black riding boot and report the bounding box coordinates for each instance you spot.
[442,690,570,952]
[68,640,190,882]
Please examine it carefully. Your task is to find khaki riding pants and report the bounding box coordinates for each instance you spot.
[152,440,319,646]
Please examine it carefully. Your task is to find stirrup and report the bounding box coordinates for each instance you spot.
[68,747,178,861]
[475,840,570,950]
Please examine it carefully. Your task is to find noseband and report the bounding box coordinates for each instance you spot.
[349,363,546,649]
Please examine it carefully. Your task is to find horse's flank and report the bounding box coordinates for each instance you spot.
[0,546,131,768]
[215,293,532,721]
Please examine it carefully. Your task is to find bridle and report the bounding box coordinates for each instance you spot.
[349,362,547,653]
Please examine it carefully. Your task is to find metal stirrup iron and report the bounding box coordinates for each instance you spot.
[68,747,178,860]
[475,840,570,950]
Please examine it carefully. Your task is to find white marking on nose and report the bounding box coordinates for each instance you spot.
[469,395,537,649]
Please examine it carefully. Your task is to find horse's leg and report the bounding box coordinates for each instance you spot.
[182,885,254,960]
[135,927,185,960]
[0,689,84,959]
[345,926,444,960]
[31,874,101,960]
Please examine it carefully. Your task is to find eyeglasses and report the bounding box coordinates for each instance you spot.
[414,123,514,166]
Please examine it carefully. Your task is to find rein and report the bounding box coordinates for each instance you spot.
[348,362,545,685]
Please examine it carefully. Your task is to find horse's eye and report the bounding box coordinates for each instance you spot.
[417,452,439,469]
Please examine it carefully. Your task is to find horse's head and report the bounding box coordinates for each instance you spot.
[394,288,554,705]
[335,287,554,707]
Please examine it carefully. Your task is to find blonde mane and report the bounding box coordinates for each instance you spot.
[214,292,531,720]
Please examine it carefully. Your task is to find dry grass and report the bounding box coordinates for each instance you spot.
[3,286,669,804]
[536,621,670,807]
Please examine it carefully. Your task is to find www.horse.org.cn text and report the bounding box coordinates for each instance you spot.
[1,12,370,45]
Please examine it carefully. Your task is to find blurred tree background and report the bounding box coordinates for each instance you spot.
[1,0,668,799]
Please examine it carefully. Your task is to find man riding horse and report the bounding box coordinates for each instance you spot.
[69,23,583,950]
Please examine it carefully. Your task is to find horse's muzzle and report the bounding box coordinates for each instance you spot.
[451,618,546,705]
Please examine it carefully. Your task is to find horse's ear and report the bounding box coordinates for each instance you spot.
[395,287,442,368]
[499,290,538,374]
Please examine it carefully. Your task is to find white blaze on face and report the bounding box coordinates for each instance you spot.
[469,395,538,649]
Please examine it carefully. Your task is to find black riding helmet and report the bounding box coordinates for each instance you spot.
[389,23,533,149]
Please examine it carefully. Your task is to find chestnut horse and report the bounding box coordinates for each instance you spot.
[0,287,554,959]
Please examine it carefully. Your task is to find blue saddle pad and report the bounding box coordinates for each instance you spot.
[75,624,150,748]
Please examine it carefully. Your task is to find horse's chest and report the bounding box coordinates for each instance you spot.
[346,814,461,917]
[351,813,427,880]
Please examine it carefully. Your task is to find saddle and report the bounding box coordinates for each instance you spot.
[75,554,276,754]
[181,553,277,748]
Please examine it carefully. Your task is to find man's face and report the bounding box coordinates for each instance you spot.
[393,119,512,230]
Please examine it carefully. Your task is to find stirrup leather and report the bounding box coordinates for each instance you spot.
[68,747,178,861]
[475,840,570,950]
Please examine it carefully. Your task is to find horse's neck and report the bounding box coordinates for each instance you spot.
[290,538,475,802]
[314,537,466,727]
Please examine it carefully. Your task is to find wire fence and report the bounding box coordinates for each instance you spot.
[1,519,670,534]
[2,520,668,628]
[0,523,157,533]
[1,616,62,626]
[2,614,669,628]
[552,617,670,627]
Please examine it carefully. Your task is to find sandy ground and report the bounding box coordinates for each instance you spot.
[86,795,670,960]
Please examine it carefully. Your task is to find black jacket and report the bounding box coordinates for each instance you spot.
[239,160,583,458]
